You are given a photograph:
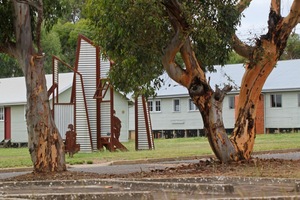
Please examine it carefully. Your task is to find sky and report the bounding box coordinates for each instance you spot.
[237,0,298,41]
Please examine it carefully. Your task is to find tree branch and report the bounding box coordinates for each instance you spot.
[180,38,206,82]
[15,0,43,53]
[271,0,281,15]
[231,34,254,59]
[236,0,253,14]
[36,0,43,54]
[161,0,191,87]
[231,0,255,60]
[15,0,41,10]
[282,0,300,27]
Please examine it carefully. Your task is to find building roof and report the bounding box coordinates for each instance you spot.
[0,73,73,106]
[156,59,300,98]
[1,59,300,105]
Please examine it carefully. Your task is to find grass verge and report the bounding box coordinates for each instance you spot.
[0,133,299,169]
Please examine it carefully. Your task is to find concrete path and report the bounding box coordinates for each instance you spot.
[0,150,299,180]
[0,150,299,199]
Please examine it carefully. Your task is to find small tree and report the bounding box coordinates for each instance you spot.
[86,0,300,162]
[0,0,66,172]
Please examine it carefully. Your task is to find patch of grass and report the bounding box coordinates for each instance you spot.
[86,161,93,164]
[0,133,299,169]
[253,133,300,152]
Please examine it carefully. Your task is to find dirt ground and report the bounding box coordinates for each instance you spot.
[4,158,300,182]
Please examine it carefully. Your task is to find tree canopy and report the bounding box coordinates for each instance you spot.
[85,0,240,96]
[85,0,300,163]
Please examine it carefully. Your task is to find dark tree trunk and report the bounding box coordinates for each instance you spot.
[13,1,66,172]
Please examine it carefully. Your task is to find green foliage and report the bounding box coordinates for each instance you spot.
[0,0,14,43]
[0,54,23,78]
[41,29,64,73]
[50,19,93,67]
[60,0,86,23]
[281,33,300,60]
[0,0,64,45]
[85,0,168,96]
[42,0,65,31]
[226,51,247,64]
[85,0,240,96]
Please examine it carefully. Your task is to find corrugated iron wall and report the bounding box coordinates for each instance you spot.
[54,104,74,140]
[75,37,98,151]
[136,96,154,150]
[99,56,112,138]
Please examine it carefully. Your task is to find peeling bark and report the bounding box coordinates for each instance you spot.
[13,1,66,172]
[161,0,300,163]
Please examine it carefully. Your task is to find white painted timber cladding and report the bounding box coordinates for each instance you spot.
[75,39,98,152]
[265,92,300,128]
[137,96,154,150]
[54,104,74,140]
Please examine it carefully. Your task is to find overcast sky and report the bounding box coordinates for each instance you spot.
[237,0,298,41]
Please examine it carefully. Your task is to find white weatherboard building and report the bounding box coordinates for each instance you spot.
[1,59,300,145]
[128,59,300,138]
[0,73,130,146]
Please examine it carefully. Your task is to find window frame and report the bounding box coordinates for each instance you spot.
[188,99,197,111]
[148,99,161,112]
[298,94,300,107]
[270,94,282,108]
[228,96,235,109]
[148,101,153,112]
[173,99,180,112]
[0,107,4,121]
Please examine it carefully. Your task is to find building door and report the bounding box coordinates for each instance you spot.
[4,107,11,140]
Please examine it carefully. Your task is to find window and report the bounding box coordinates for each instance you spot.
[148,101,153,112]
[0,107,4,121]
[229,96,235,109]
[148,100,161,112]
[173,99,180,112]
[270,94,282,107]
[189,99,197,111]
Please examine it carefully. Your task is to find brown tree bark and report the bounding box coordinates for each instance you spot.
[162,0,300,163]
[12,1,66,172]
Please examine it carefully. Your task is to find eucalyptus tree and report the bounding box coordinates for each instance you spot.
[86,0,300,163]
[0,0,66,172]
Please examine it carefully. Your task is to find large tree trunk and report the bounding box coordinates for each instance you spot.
[14,1,66,172]
[162,0,299,163]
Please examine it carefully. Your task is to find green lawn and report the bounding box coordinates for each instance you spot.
[0,133,299,169]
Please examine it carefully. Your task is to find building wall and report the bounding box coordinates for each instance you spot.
[265,91,300,130]
[222,95,236,129]
[149,96,202,131]
[0,105,28,143]
[114,92,129,142]
[0,111,3,141]
[1,105,27,143]
[11,105,27,142]
[128,95,236,133]
[57,88,72,103]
